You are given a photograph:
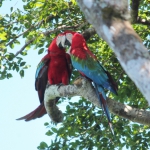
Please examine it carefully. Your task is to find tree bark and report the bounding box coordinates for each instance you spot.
[76,0,150,104]
[44,77,150,125]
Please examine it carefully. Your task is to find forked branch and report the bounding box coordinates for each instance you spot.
[44,77,150,125]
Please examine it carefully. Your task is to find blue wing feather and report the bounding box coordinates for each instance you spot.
[35,54,50,103]
[68,32,117,135]
[71,50,116,135]
[35,55,50,79]
[71,57,117,94]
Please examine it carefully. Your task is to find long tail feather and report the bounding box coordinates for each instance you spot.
[16,102,47,121]
[105,70,118,95]
[99,94,114,135]
[94,82,114,135]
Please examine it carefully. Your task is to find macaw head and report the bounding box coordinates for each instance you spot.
[55,33,67,49]
[48,32,67,52]
[56,31,76,49]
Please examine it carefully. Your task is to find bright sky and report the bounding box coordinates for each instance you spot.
[0,1,70,150]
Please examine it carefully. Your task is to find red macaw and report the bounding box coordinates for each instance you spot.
[57,31,118,134]
[17,34,72,121]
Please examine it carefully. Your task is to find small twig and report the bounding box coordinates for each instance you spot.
[14,37,35,57]
[6,24,35,46]
[43,22,88,36]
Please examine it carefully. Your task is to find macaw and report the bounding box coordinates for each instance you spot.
[17,34,72,121]
[57,31,118,134]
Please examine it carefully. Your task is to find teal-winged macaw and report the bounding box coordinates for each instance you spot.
[57,31,118,134]
[17,34,72,121]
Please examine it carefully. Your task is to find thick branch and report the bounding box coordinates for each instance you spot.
[44,77,150,125]
[44,99,63,123]
[82,27,96,41]
[130,0,150,25]
[130,0,140,23]
[76,0,150,104]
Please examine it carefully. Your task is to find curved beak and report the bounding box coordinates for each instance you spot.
[56,33,73,49]
[56,35,66,49]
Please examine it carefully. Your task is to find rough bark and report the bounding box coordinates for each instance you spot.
[44,77,150,125]
[44,99,63,123]
[76,0,150,104]
[82,27,96,41]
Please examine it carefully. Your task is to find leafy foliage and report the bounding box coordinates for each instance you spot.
[38,98,150,150]
[1,0,150,149]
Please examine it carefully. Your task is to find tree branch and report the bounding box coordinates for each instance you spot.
[6,24,36,47]
[6,13,62,47]
[43,22,88,36]
[130,0,140,23]
[76,0,150,104]
[82,27,96,41]
[130,0,150,25]
[14,37,35,57]
[136,17,150,26]
[14,23,89,57]
[44,77,150,125]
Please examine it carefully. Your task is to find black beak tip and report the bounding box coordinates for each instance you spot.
[65,39,71,46]
[58,43,64,49]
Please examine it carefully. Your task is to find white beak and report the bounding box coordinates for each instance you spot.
[60,35,66,47]
[56,35,66,48]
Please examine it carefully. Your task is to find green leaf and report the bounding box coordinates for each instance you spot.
[38,48,44,54]
[37,142,48,149]
[44,122,49,126]
[19,70,24,78]
[51,127,58,133]
[21,51,27,56]
[20,62,26,67]
[16,66,19,72]
[0,32,7,40]
[7,73,13,79]
[45,130,54,136]
[10,7,13,12]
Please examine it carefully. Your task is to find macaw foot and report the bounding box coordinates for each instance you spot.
[56,84,65,103]
[46,83,64,89]
[46,82,51,88]
[75,76,92,82]
[57,83,64,88]
[75,76,85,80]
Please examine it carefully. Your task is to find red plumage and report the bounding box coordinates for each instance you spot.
[59,31,118,135]
[17,35,72,121]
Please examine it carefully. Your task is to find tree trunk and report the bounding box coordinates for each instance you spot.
[76,0,150,105]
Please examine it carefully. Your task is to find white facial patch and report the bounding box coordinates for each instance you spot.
[56,35,61,47]
[56,35,66,47]
[66,33,73,44]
